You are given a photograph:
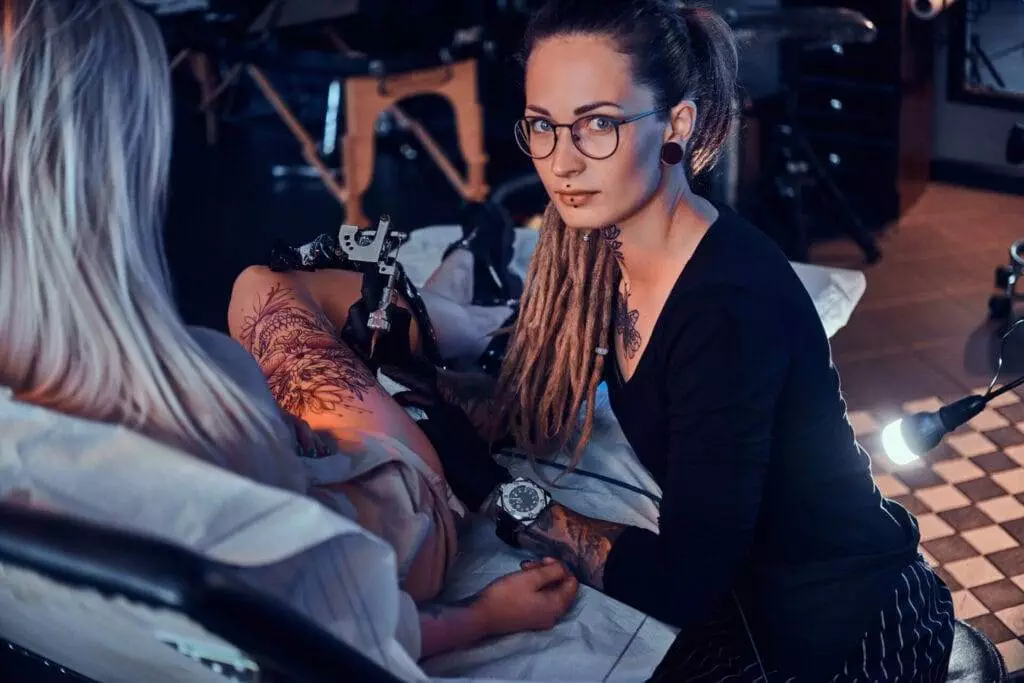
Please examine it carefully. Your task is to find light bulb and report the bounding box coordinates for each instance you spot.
[882,418,921,465]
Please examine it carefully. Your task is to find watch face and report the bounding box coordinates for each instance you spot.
[506,483,542,516]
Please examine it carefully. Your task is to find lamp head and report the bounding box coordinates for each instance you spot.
[881,413,945,464]
[881,395,987,465]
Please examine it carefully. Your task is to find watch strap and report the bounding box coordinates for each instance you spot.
[494,506,522,548]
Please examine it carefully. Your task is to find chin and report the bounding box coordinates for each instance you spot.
[553,204,614,231]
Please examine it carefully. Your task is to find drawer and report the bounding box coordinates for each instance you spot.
[794,80,901,137]
[804,133,900,180]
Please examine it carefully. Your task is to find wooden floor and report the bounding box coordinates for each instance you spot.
[819,182,1024,672]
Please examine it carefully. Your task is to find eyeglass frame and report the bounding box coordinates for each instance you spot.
[514,106,671,161]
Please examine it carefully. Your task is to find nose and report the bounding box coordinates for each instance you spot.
[549,130,585,178]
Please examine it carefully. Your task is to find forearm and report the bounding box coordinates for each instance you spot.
[417,597,491,659]
[516,503,626,590]
[435,367,499,438]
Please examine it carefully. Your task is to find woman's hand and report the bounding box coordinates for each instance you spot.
[418,558,579,659]
[473,557,579,636]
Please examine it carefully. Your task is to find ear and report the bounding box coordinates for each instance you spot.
[665,100,697,144]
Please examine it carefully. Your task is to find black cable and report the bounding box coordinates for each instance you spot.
[984,318,1024,399]
[988,373,1024,400]
[499,451,663,506]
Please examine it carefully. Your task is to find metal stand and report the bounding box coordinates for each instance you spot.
[967,34,1007,90]
[990,240,1024,319]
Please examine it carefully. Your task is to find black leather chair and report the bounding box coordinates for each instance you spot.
[0,502,1011,682]
[0,502,403,683]
[947,619,1007,683]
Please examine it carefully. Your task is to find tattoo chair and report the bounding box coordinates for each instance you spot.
[946,620,1007,683]
[0,502,404,683]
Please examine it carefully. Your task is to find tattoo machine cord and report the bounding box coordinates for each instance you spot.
[499,451,662,505]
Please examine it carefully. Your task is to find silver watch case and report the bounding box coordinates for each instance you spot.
[497,478,550,524]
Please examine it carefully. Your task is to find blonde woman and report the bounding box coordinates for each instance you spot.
[0,0,575,663]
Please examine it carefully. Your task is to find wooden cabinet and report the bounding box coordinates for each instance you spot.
[779,0,934,226]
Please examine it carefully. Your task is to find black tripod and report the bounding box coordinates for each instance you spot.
[761,43,882,264]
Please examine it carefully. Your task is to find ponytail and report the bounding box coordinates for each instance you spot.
[679,6,740,177]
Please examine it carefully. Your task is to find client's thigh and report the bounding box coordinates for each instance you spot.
[228,266,452,599]
[228,266,438,471]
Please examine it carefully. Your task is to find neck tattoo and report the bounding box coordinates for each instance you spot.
[602,225,641,361]
[614,284,642,361]
[601,225,625,266]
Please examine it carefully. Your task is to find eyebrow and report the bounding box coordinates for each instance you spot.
[525,101,624,117]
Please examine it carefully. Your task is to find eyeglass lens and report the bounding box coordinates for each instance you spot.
[515,115,620,160]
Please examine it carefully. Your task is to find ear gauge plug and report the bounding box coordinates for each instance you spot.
[660,140,684,165]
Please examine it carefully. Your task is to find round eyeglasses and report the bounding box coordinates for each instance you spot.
[514,108,666,160]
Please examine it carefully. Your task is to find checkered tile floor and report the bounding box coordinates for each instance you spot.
[851,388,1024,674]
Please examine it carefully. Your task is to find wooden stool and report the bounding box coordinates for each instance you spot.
[173,50,488,227]
[342,58,488,226]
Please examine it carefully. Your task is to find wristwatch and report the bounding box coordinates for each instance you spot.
[493,477,552,548]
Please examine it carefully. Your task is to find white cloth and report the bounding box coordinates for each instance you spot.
[397,226,867,339]
[0,387,672,683]
[0,392,424,683]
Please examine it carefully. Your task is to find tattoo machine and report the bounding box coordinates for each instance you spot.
[268,214,407,356]
[337,215,405,354]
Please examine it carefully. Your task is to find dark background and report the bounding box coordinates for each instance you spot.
[161,0,1023,333]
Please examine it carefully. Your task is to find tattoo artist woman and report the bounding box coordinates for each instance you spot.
[485,2,956,681]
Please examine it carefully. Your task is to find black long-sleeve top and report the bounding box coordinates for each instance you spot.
[602,205,920,678]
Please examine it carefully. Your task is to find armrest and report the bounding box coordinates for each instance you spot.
[0,503,404,683]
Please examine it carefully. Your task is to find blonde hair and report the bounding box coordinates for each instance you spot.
[0,0,303,491]
[493,204,617,465]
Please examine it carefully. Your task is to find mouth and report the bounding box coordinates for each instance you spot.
[555,190,599,207]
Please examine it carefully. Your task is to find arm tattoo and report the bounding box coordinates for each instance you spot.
[517,503,625,590]
[614,285,642,360]
[237,283,378,416]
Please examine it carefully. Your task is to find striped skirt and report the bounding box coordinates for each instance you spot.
[649,556,956,682]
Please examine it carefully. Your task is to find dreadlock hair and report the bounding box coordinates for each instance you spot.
[491,0,739,466]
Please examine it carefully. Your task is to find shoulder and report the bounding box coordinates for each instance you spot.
[187,326,274,399]
[188,326,250,366]
[689,205,802,290]
[666,206,815,335]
